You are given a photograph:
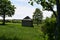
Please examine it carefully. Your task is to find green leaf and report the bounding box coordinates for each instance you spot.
[31,2,33,6]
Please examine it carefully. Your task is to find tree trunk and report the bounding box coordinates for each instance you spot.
[2,13,5,25]
[37,21,38,25]
[55,0,60,40]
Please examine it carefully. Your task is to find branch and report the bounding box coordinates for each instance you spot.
[46,2,57,17]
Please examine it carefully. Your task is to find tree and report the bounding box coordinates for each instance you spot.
[55,0,60,40]
[33,8,43,25]
[29,0,60,40]
[0,0,15,25]
[29,0,57,17]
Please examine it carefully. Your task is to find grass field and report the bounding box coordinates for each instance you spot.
[0,23,46,40]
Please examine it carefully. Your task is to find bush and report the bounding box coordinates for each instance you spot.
[12,19,21,23]
[41,17,56,40]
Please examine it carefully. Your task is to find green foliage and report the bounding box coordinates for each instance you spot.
[0,0,15,16]
[0,19,22,23]
[29,0,57,17]
[29,0,56,11]
[41,17,56,40]
[12,19,21,23]
[0,0,15,24]
[29,0,60,40]
[33,8,43,25]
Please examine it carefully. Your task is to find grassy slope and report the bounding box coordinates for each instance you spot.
[0,23,44,40]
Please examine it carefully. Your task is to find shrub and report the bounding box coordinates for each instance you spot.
[41,17,56,40]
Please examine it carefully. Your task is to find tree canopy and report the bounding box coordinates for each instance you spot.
[29,0,60,40]
[33,8,43,25]
[29,0,57,17]
[0,0,15,24]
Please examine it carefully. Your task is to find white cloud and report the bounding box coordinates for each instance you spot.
[10,0,29,2]
[15,0,29,2]
[43,11,53,19]
[12,6,35,19]
[4,0,53,20]
[12,5,52,19]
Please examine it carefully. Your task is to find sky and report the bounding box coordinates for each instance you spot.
[0,0,55,19]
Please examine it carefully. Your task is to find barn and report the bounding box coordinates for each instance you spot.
[22,16,33,27]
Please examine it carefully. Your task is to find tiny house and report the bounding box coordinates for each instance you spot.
[22,16,33,27]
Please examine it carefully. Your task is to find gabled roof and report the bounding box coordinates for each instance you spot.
[24,16,31,19]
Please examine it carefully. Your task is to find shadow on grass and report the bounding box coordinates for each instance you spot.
[0,35,21,40]
[0,24,8,26]
[0,23,10,26]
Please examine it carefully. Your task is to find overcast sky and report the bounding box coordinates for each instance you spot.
[0,0,55,19]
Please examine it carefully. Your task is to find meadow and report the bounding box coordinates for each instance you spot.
[0,23,47,40]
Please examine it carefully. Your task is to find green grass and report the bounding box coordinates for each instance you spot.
[0,23,45,40]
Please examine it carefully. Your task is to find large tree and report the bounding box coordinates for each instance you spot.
[29,0,57,17]
[29,0,60,40]
[0,0,15,25]
[33,8,43,25]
